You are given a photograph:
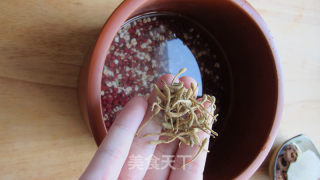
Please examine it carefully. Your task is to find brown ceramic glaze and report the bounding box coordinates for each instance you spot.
[78,0,283,179]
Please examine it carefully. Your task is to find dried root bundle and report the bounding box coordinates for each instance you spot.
[136,68,218,167]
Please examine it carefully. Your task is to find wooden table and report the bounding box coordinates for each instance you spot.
[0,0,319,179]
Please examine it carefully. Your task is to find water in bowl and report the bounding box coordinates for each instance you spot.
[101,12,230,129]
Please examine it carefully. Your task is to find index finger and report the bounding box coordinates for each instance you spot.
[80,96,148,180]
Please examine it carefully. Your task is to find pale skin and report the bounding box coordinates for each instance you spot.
[80,74,213,180]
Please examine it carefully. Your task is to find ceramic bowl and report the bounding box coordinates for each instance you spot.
[78,0,283,179]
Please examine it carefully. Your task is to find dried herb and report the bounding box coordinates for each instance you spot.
[136,68,218,167]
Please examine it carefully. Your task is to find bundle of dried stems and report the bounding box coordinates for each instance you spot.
[136,68,218,167]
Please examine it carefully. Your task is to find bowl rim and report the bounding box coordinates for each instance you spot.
[84,0,283,178]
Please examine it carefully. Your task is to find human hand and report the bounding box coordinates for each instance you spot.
[80,74,213,180]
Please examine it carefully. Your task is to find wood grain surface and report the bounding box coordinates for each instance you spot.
[0,0,319,179]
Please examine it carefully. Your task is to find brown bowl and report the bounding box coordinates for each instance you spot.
[78,0,283,179]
